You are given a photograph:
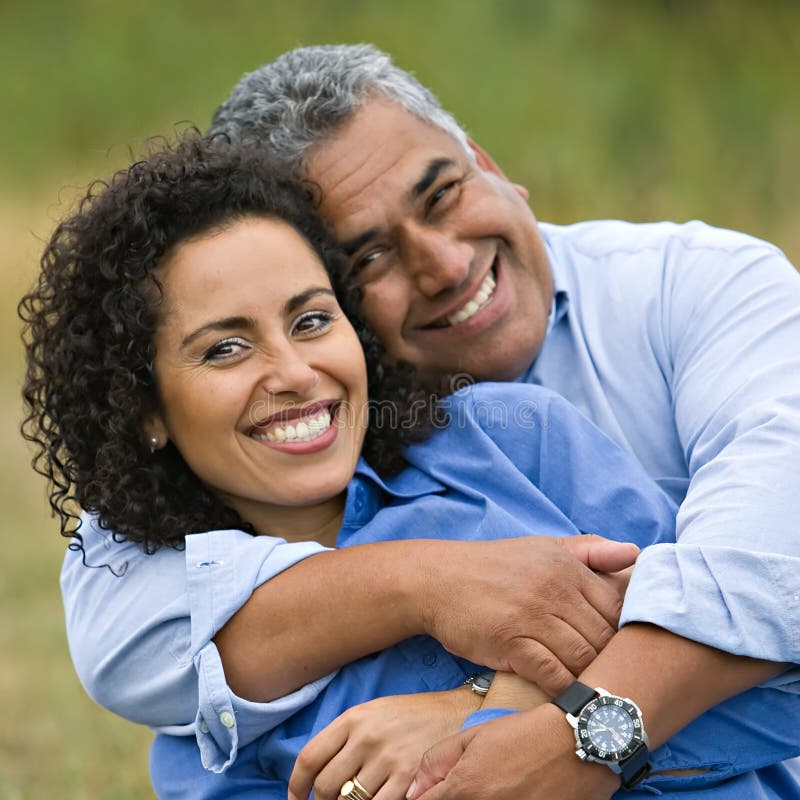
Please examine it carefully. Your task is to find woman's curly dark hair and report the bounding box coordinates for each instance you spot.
[20,132,442,554]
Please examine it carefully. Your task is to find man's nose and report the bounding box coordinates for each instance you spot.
[402,226,473,298]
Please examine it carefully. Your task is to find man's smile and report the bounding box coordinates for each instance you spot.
[427,261,498,329]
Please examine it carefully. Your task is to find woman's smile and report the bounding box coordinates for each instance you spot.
[249,399,340,452]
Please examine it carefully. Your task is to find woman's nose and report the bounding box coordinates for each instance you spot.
[258,347,320,397]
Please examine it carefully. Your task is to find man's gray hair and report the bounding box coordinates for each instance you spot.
[209,44,471,169]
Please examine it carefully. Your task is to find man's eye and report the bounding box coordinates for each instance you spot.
[427,181,458,211]
[203,337,250,362]
[291,310,336,337]
[350,249,387,283]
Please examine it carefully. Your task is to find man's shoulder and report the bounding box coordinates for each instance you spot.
[540,219,781,261]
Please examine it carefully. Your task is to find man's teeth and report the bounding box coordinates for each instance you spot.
[252,409,332,443]
[445,270,496,326]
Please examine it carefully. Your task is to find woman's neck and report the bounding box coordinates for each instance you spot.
[224,492,346,549]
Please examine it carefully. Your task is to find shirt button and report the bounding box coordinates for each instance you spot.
[354,485,366,513]
[422,653,437,666]
[219,711,235,728]
[198,719,209,734]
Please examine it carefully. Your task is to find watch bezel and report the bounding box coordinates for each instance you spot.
[575,695,646,763]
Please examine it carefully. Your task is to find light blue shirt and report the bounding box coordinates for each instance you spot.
[529,221,800,660]
[60,220,800,789]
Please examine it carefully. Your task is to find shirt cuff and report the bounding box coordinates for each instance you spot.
[193,639,336,772]
[621,544,800,687]
[184,530,335,771]
[461,707,518,730]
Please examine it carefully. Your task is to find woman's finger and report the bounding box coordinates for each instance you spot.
[289,722,349,800]
[348,764,389,800]
[371,772,416,800]
[315,751,387,800]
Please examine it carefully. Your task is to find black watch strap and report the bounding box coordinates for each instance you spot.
[551,680,597,716]
[619,743,651,789]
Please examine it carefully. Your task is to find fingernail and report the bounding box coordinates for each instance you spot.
[406,779,417,799]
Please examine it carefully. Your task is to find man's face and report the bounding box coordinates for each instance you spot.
[305,99,554,385]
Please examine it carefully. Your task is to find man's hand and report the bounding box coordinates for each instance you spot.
[288,689,480,800]
[419,536,638,694]
[216,535,638,702]
[407,705,619,800]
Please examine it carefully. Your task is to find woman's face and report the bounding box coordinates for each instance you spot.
[148,215,368,536]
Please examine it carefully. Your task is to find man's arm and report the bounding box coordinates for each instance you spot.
[62,514,635,726]
[214,534,639,702]
[409,623,784,800]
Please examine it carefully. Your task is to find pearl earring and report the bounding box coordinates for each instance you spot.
[149,435,159,453]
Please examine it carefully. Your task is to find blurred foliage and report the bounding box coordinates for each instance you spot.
[1,0,798,252]
[2,1,798,796]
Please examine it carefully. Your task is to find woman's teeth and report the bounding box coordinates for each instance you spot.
[252,409,332,443]
[445,270,496,326]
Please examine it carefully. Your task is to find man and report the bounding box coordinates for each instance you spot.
[62,45,800,798]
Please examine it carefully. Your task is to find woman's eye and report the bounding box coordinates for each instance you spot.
[203,337,250,363]
[291,310,335,337]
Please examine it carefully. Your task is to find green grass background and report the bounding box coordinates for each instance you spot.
[2,1,798,796]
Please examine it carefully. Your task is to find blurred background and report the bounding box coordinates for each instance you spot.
[2,1,798,796]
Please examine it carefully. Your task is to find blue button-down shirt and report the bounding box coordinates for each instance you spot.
[145,383,800,798]
[60,220,800,795]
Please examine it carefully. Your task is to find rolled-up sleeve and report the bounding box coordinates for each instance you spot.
[61,516,336,772]
[184,531,337,771]
[619,233,800,684]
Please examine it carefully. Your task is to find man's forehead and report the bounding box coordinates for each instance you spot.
[304,103,470,236]
[304,99,466,188]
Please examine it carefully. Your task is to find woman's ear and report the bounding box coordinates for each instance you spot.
[143,413,169,453]
[467,138,530,200]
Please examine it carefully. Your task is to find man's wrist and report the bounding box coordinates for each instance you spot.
[528,703,622,790]
[576,623,782,749]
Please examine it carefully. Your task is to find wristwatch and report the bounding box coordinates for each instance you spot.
[551,681,650,789]
[463,670,495,696]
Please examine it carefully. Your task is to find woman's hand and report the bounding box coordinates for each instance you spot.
[288,688,481,800]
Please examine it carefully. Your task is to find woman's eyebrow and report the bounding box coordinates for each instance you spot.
[181,316,256,349]
[284,287,336,315]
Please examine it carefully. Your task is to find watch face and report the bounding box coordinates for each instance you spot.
[576,696,645,762]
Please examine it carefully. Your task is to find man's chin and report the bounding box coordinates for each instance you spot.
[424,357,535,394]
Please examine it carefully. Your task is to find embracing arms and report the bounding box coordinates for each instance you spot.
[215,534,637,703]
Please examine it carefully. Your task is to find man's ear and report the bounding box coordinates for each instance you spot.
[467,138,530,200]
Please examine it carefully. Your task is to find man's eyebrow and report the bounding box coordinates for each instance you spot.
[181,316,256,349]
[340,228,381,257]
[284,287,336,315]
[410,158,457,200]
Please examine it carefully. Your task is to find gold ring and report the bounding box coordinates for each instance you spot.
[340,777,374,800]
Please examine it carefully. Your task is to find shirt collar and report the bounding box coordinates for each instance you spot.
[339,458,445,540]
[353,457,445,499]
[543,230,571,333]
[514,230,570,383]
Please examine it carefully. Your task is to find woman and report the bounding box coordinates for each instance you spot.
[21,135,800,800]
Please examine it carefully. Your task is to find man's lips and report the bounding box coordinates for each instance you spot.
[424,258,499,330]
